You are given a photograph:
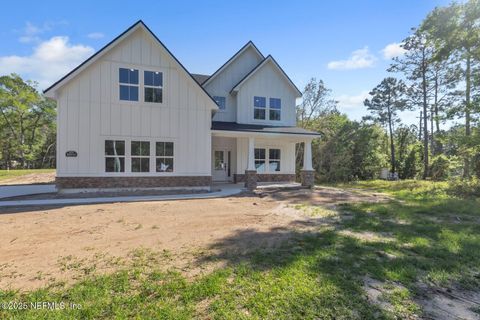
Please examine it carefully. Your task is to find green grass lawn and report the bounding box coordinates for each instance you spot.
[1,180,479,319]
[0,169,55,181]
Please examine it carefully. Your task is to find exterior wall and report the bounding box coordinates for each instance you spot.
[236,137,296,175]
[205,47,263,122]
[236,61,297,126]
[56,28,214,181]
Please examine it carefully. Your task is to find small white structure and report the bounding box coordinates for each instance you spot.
[44,21,319,191]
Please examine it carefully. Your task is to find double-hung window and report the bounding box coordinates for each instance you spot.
[156,142,174,172]
[119,68,139,101]
[131,141,150,172]
[254,148,266,172]
[144,71,163,103]
[213,96,226,110]
[269,149,281,172]
[269,98,281,121]
[253,96,266,120]
[105,140,125,172]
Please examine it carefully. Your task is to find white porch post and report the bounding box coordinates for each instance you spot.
[303,139,313,171]
[247,137,256,171]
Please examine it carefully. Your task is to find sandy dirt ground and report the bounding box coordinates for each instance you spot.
[0,172,56,185]
[0,187,387,291]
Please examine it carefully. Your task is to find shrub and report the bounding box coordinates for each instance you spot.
[447,177,480,198]
[429,155,451,181]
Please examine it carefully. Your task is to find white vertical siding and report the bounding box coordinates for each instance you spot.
[205,47,263,122]
[236,61,297,126]
[56,28,214,177]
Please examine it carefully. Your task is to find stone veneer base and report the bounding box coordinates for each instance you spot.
[300,170,315,188]
[56,176,212,190]
[234,173,296,184]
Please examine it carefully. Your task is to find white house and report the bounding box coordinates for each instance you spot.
[44,21,319,191]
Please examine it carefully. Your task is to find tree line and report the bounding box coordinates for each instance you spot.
[297,0,480,182]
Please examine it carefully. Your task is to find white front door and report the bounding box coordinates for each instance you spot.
[212,149,231,182]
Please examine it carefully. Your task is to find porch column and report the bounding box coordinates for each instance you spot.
[301,140,315,188]
[245,136,257,190]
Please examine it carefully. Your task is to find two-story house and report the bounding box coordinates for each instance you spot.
[44,21,319,191]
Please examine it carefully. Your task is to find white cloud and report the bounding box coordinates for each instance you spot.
[327,47,377,70]
[381,42,406,59]
[87,32,104,39]
[335,90,371,110]
[0,36,94,89]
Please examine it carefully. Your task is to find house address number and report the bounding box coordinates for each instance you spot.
[65,151,78,157]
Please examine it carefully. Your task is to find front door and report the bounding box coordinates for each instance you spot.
[212,150,231,182]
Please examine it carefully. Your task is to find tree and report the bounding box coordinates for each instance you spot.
[389,30,435,179]
[421,0,480,177]
[364,77,407,174]
[0,74,56,169]
[296,78,337,129]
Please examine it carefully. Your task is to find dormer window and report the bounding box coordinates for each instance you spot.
[253,96,266,120]
[213,96,226,110]
[119,68,139,101]
[269,98,281,121]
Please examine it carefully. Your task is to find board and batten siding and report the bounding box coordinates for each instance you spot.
[236,61,297,126]
[206,47,263,123]
[56,28,213,177]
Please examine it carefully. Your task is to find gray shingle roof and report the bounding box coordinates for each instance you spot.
[191,73,210,85]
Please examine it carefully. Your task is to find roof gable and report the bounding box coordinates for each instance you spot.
[44,20,218,109]
[202,41,264,87]
[230,55,302,97]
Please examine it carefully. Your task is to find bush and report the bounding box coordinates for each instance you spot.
[447,177,480,198]
[429,155,451,181]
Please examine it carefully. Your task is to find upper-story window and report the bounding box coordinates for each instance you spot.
[119,68,139,101]
[213,96,226,110]
[269,98,281,121]
[253,96,266,120]
[144,71,163,103]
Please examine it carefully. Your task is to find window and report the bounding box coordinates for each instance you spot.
[119,68,139,101]
[254,148,266,172]
[269,148,281,172]
[131,141,150,172]
[156,142,174,172]
[269,98,281,121]
[213,96,226,110]
[253,96,266,120]
[144,71,163,103]
[105,140,125,172]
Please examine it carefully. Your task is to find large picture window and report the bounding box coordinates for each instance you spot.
[119,68,139,101]
[156,142,174,172]
[253,96,266,120]
[105,140,125,172]
[144,71,163,103]
[254,148,266,172]
[131,141,150,172]
[269,98,281,121]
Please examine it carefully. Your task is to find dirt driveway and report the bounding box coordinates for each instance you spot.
[0,187,386,291]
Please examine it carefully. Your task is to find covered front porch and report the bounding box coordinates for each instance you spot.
[211,124,318,189]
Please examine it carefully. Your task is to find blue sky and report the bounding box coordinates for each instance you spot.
[0,0,451,122]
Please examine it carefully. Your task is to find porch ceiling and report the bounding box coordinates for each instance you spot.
[211,121,320,140]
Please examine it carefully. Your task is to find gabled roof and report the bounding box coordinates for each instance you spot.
[230,55,302,97]
[191,73,210,85]
[202,41,264,87]
[43,20,218,109]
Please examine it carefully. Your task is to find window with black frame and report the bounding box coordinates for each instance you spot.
[131,141,150,172]
[105,140,125,172]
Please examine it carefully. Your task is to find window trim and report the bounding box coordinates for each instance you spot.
[155,141,175,173]
[103,138,175,175]
[252,96,282,122]
[254,148,266,173]
[105,140,126,173]
[117,65,166,105]
[254,147,282,173]
[144,70,164,104]
[131,141,151,173]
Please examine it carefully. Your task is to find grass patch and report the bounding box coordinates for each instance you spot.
[0,169,54,181]
[1,180,479,319]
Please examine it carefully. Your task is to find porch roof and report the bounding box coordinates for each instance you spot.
[211,121,320,137]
